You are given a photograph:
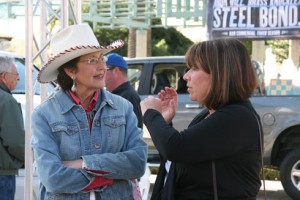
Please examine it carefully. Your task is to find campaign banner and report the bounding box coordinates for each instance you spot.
[208,0,300,39]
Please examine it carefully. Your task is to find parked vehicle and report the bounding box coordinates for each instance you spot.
[125,56,300,200]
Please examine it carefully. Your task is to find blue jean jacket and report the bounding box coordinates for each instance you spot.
[31,89,147,200]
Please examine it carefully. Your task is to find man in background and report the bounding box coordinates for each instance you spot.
[105,53,143,128]
[105,53,145,199]
[0,56,25,200]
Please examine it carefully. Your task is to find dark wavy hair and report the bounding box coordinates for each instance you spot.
[185,38,257,110]
[56,57,80,90]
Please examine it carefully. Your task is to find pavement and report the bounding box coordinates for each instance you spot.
[257,180,292,200]
[15,169,39,200]
[15,172,292,200]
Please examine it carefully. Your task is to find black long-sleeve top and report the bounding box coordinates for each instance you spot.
[143,100,262,200]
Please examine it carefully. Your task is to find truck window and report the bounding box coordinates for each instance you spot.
[128,64,143,92]
[152,63,188,94]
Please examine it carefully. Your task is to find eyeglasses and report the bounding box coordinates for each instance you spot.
[5,72,19,76]
[79,55,107,65]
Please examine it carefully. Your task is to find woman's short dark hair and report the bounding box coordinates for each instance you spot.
[185,38,257,110]
[56,57,80,90]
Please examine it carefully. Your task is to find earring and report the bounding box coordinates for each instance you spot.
[71,77,76,92]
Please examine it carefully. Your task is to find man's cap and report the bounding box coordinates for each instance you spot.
[106,53,128,69]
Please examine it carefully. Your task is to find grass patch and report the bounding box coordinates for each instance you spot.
[261,168,280,180]
[149,166,159,174]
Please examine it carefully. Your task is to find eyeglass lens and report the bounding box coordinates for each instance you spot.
[87,56,107,65]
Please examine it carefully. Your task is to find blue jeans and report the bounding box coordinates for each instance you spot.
[0,175,16,200]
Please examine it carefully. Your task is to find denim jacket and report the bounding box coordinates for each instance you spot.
[31,88,147,200]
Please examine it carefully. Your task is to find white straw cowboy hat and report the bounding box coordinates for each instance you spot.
[38,23,124,83]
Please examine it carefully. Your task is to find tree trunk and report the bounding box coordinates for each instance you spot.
[127,0,153,58]
[128,28,136,58]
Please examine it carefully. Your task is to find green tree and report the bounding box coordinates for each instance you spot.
[266,39,289,64]
[152,27,193,56]
[92,26,193,57]
[241,40,252,55]
[93,27,129,56]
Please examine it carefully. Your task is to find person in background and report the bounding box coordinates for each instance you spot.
[105,53,143,129]
[105,53,144,199]
[141,38,262,200]
[31,23,147,200]
[0,56,25,200]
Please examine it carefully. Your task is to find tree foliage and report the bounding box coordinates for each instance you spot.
[152,27,193,56]
[266,40,289,64]
[92,24,129,56]
[87,21,193,57]
[241,40,252,55]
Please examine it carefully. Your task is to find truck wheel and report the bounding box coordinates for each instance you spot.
[280,148,300,200]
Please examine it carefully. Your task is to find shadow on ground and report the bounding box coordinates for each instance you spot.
[147,178,293,200]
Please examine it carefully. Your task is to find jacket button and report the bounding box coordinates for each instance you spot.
[94,144,101,148]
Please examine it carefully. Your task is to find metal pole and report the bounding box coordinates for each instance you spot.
[74,0,82,23]
[40,0,48,102]
[24,0,34,199]
[61,0,69,28]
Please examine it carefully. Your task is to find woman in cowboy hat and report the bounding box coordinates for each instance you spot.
[31,23,147,200]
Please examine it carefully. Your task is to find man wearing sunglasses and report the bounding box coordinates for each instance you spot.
[0,56,25,200]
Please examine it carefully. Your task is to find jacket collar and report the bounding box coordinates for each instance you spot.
[55,88,117,114]
[112,81,130,94]
[0,82,11,94]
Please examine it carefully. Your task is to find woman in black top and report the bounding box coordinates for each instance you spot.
[141,38,262,200]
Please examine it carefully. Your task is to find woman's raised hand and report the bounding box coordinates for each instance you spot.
[158,87,178,124]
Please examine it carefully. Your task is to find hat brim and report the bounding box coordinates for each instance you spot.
[38,40,124,83]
